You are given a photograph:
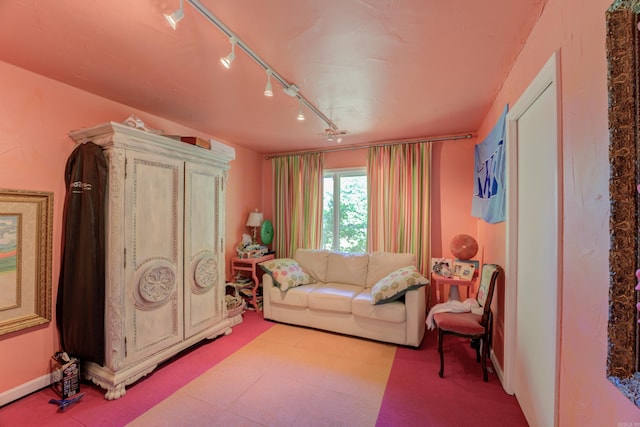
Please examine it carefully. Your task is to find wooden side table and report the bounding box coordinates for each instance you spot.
[230,254,275,311]
[431,273,476,303]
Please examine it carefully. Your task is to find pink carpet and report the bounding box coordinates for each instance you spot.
[377,331,527,426]
[0,312,274,427]
[1,311,527,426]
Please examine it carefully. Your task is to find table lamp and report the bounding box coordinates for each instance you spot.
[246,209,263,244]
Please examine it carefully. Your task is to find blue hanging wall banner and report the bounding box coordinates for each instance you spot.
[471,104,508,224]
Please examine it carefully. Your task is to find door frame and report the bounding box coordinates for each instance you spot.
[503,50,563,419]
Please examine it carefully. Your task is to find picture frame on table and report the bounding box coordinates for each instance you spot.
[454,260,478,281]
[431,257,453,275]
[0,189,53,336]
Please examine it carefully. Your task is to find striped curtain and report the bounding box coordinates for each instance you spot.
[273,153,324,258]
[367,143,430,273]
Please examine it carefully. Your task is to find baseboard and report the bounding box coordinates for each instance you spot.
[0,374,50,407]
[490,349,513,395]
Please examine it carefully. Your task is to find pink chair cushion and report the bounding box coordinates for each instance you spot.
[433,312,485,335]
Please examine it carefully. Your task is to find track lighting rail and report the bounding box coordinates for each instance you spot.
[185,0,341,133]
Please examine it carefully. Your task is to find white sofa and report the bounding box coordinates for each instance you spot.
[261,249,428,347]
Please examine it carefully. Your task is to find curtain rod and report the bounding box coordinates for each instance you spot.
[264,133,474,160]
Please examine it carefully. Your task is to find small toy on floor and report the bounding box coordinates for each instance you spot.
[49,392,86,412]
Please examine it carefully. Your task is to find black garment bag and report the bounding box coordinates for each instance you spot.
[56,141,107,365]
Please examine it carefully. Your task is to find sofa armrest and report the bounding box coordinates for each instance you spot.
[404,283,428,347]
[262,272,274,319]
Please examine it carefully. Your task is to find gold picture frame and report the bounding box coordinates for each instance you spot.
[0,189,53,336]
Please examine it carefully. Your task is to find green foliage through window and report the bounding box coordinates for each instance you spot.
[322,170,367,253]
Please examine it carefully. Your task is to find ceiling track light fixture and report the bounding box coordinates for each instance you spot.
[182,0,346,139]
[323,127,347,143]
[296,98,305,121]
[220,36,237,69]
[164,0,185,30]
[283,84,300,97]
[264,69,273,97]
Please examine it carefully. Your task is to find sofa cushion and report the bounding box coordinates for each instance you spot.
[308,283,363,313]
[268,283,319,308]
[352,289,406,323]
[325,252,369,287]
[371,266,428,305]
[259,258,314,291]
[366,252,417,288]
[294,249,331,282]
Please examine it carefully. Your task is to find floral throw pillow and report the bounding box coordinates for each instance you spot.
[371,266,428,305]
[259,258,314,291]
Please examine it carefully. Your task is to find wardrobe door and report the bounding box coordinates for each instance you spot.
[123,150,185,365]
[183,161,224,338]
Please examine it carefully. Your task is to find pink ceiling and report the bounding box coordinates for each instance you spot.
[0,0,546,154]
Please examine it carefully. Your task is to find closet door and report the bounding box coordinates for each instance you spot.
[184,161,223,338]
[123,150,184,365]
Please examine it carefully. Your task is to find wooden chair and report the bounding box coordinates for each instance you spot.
[433,264,503,381]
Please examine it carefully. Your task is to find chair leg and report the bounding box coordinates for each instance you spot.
[481,336,489,382]
[473,338,481,362]
[438,329,445,378]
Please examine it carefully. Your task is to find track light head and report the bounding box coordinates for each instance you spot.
[220,51,235,68]
[164,0,184,30]
[264,70,273,97]
[220,37,237,69]
[297,99,305,121]
[323,127,347,143]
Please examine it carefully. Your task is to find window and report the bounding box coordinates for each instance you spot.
[322,169,367,253]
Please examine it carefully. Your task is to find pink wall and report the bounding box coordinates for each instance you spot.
[0,60,263,395]
[476,0,640,423]
[225,144,266,277]
[430,139,478,260]
[324,148,368,168]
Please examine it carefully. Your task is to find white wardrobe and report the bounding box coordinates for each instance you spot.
[68,122,237,400]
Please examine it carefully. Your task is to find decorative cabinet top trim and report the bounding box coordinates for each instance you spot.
[69,122,236,167]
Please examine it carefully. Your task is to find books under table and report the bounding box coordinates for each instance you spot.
[232,285,262,310]
[232,275,252,284]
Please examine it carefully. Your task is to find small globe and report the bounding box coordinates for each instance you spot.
[450,234,478,260]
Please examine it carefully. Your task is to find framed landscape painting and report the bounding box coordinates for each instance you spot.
[0,189,53,335]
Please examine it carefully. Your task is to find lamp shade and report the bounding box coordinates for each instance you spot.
[246,211,263,227]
